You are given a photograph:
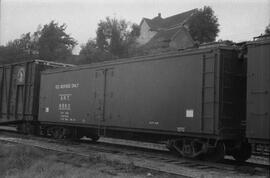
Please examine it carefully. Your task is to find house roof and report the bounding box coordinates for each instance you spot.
[139,9,197,51]
[140,9,197,30]
[144,26,194,50]
[148,27,180,44]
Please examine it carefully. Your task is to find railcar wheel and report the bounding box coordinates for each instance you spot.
[39,126,48,137]
[52,129,60,139]
[166,140,179,154]
[167,139,206,158]
[91,135,100,142]
[52,127,65,139]
[205,142,225,162]
[232,142,252,162]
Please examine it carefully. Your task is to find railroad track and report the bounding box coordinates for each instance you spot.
[0,129,269,178]
[0,126,269,164]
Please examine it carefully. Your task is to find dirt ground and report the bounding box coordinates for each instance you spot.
[0,141,183,178]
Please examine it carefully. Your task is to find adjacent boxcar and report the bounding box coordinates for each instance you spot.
[246,38,270,154]
[38,46,248,160]
[0,60,74,127]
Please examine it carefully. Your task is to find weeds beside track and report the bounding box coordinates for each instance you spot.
[0,130,269,178]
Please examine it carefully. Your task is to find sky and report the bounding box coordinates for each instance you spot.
[0,0,270,54]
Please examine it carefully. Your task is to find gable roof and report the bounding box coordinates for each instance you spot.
[143,28,180,50]
[140,9,197,30]
[148,27,181,44]
[144,26,194,50]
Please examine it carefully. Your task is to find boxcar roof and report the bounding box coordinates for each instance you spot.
[42,45,237,75]
[0,59,75,68]
[246,38,270,46]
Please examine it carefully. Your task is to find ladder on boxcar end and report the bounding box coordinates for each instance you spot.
[201,53,218,133]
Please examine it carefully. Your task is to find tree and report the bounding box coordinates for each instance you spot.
[265,24,270,35]
[187,6,219,43]
[129,24,140,39]
[38,21,77,61]
[95,17,140,58]
[1,21,77,64]
[79,39,115,64]
[0,33,36,64]
[0,45,29,64]
[79,17,140,64]
[6,32,39,55]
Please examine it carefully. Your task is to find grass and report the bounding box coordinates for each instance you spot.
[0,142,180,178]
[0,143,43,175]
[0,143,107,178]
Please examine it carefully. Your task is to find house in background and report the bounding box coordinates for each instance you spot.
[137,9,196,52]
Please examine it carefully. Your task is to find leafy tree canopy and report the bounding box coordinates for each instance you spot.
[38,21,77,61]
[0,45,29,64]
[96,17,139,57]
[0,32,37,64]
[265,24,270,35]
[187,6,220,44]
[80,17,140,63]
[79,39,115,64]
[0,21,77,64]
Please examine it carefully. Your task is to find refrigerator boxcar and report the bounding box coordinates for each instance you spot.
[0,60,74,129]
[38,46,249,161]
[246,38,270,154]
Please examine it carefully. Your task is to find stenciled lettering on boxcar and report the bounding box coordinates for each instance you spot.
[55,83,79,90]
[177,127,185,132]
[58,94,73,121]
[149,121,159,125]
[54,83,79,122]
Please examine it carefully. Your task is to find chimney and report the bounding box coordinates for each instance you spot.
[158,13,161,18]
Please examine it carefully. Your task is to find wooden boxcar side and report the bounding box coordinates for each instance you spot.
[39,46,250,160]
[39,46,244,141]
[0,60,74,125]
[246,39,270,145]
